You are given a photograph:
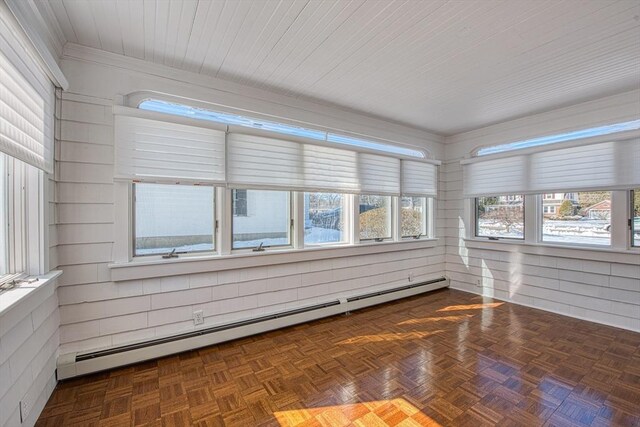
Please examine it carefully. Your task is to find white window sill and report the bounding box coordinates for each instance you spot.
[0,270,62,318]
[463,238,640,264]
[108,238,439,282]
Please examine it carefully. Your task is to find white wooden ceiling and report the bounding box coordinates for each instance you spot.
[37,0,640,135]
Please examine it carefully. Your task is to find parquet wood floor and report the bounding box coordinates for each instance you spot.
[37,289,640,426]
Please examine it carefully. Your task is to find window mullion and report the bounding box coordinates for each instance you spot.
[392,196,401,241]
[610,190,628,250]
[524,194,538,244]
[293,192,304,249]
[219,188,232,255]
[352,195,360,244]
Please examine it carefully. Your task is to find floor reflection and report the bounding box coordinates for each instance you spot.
[337,330,444,345]
[274,398,442,426]
[437,302,504,312]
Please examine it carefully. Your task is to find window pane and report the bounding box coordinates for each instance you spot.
[304,193,345,245]
[632,189,639,247]
[233,189,247,216]
[542,192,611,246]
[134,184,214,255]
[401,197,427,237]
[232,189,290,249]
[476,195,524,239]
[359,195,392,240]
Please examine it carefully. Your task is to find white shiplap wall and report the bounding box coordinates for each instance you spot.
[0,283,59,427]
[443,90,640,332]
[0,85,62,427]
[55,55,447,355]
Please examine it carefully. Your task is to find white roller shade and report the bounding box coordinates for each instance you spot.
[227,133,401,195]
[462,138,639,197]
[114,115,226,184]
[401,160,438,196]
[359,153,400,195]
[0,13,54,174]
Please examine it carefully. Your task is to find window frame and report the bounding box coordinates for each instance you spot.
[131,182,218,258]
[400,196,430,239]
[302,192,350,247]
[357,194,394,242]
[115,188,438,265]
[0,154,48,286]
[539,191,612,247]
[230,189,294,251]
[631,189,640,248]
[474,195,525,241]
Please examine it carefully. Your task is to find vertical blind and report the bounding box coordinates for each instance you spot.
[114,115,226,184]
[462,138,640,197]
[0,13,54,174]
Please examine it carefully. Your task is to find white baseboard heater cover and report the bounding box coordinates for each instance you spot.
[57,276,448,379]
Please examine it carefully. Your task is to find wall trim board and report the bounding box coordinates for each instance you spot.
[462,239,640,265]
[109,239,440,282]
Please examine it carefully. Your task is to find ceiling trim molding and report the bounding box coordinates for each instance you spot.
[4,0,68,89]
[61,42,444,145]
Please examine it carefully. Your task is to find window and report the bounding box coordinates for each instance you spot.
[232,189,290,249]
[632,189,640,247]
[476,195,524,239]
[359,195,392,241]
[401,197,428,238]
[139,99,425,158]
[476,120,640,156]
[233,189,248,216]
[543,206,556,214]
[541,191,611,246]
[0,153,45,282]
[133,183,215,256]
[304,193,346,245]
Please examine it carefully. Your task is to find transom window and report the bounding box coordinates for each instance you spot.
[476,119,640,156]
[139,99,425,158]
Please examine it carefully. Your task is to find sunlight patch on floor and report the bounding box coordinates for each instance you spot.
[274,398,442,427]
[437,302,504,312]
[337,330,443,345]
[397,314,473,326]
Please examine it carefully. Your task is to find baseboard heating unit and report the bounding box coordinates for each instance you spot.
[57,276,448,379]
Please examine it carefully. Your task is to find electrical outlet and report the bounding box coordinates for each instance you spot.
[20,393,31,422]
[476,279,482,287]
[408,272,414,282]
[193,310,204,325]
